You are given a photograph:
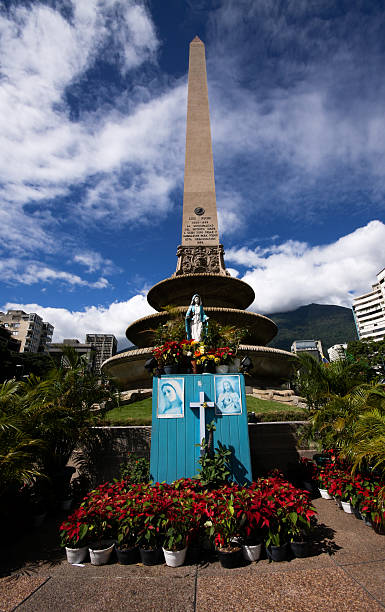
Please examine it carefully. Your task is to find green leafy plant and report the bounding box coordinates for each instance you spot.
[196,423,232,488]
[120,453,150,483]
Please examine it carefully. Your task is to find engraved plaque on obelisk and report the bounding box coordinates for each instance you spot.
[175,37,227,276]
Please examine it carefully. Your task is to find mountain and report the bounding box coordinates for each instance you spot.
[266,303,358,353]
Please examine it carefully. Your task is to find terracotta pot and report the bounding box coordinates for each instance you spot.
[191,360,198,374]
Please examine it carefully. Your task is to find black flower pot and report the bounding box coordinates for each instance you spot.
[217,547,242,568]
[353,505,362,520]
[290,540,310,558]
[115,545,139,565]
[186,543,202,563]
[266,542,289,562]
[139,547,163,566]
[163,365,177,374]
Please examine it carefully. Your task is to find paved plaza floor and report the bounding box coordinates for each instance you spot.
[1,497,384,611]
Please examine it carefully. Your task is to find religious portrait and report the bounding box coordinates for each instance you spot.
[157,377,184,418]
[214,375,242,415]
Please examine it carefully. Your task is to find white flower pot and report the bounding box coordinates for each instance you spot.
[215,365,229,374]
[65,545,88,564]
[319,488,333,500]
[229,358,241,373]
[242,543,262,562]
[89,542,114,566]
[341,501,353,514]
[162,546,187,567]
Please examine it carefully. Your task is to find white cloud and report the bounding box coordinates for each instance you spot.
[0,258,109,289]
[226,267,239,278]
[4,295,154,348]
[207,1,385,222]
[226,220,385,313]
[0,0,184,259]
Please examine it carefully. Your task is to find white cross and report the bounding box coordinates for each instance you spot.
[190,391,215,451]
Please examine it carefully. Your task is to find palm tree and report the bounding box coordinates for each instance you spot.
[22,346,119,479]
[346,386,385,484]
[0,380,43,492]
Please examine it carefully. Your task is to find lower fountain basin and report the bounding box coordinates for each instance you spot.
[102,344,296,390]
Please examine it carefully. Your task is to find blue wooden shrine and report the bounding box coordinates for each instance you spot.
[150,373,252,485]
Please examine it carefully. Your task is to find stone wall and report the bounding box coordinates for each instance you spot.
[77,422,316,485]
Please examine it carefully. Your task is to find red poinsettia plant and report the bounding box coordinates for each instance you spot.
[153,341,182,366]
[60,507,89,548]
[213,347,235,365]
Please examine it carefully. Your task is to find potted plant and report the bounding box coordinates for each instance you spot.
[317,469,333,499]
[236,489,266,563]
[162,525,189,567]
[153,341,181,374]
[114,502,141,565]
[287,502,313,558]
[137,496,164,566]
[60,508,89,564]
[265,521,289,562]
[80,489,115,565]
[214,347,235,374]
[208,493,243,568]
[160,490,194,567]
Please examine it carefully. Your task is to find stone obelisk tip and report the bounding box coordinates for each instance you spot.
[175,35,228,277]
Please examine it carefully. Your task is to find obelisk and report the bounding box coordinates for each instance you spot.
[175,36,227,276]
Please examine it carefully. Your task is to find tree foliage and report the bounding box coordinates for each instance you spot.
[0,347,119,496]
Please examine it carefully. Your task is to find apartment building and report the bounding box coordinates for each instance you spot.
[328,343,347,362]
[47,338,95,370]
[352,268,385,342]
[291,339,324,362]
[0,310,54,352]
[86,334,117,375]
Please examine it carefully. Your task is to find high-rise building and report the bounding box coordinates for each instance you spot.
[0,310,54,352]
[47,338,95,370]
[328,343,347,362]
[352,268,385,342]
[291,340,324,362]
[86,334,117,375]
[0,324,21,353]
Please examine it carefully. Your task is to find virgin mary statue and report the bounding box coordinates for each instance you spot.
[185,294,209,341]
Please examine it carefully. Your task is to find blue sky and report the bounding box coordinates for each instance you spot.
[1,0,385,348]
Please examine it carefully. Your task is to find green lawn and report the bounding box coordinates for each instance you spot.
[102,395,307,425]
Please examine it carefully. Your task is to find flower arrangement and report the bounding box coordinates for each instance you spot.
[152,338,237,372]
[308,450,384,530]
[213,347,235,366]
[59,476,317,562]
[153,341,182,366]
